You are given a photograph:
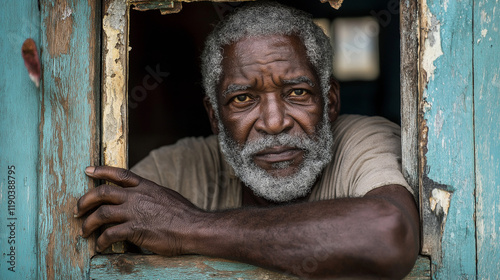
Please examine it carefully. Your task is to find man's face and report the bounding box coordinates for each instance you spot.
[207,34,337,202]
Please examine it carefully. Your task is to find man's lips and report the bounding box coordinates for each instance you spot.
[253,146,303,163]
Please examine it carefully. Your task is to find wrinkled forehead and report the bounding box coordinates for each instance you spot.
[222,34,310,66]
[218,34,317,88]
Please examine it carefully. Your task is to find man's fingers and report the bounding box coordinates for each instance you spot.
[95,222,133,253]
[75,184,127,217]
[85,166,141,188]
[81,205,127,238]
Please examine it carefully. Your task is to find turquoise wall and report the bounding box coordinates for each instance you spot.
[0,1,40,279]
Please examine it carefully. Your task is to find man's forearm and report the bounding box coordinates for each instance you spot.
[76,167,419,279]
[185,185,419,279]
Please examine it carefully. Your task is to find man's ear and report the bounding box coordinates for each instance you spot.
[327,77,341,123]
[203,96,220,134]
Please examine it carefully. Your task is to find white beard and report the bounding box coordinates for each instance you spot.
[218,114,333,202]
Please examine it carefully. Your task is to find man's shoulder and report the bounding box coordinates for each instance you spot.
[313,114,410,200]
[146,135,219,161]
[155,134,218,152]
[131,135,220,178]
[333,114,400,131]
[331,114,401,143]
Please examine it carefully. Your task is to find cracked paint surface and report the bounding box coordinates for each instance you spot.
[102,0,128,168]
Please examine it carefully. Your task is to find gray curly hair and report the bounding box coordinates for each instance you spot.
[201,2,333,115]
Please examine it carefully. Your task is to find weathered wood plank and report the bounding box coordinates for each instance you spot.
[90,254,298,279]
[474,0,500,278]
[418,0,476,278]
[38,0,100,279]
[90,254,430,279]
[0,1,40,278]
[102,0,128,171]
[400,0,419,193]
[101,0,130,254]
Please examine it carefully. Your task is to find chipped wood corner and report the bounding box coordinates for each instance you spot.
[320,0,343,9]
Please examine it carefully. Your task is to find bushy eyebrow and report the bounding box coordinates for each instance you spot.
[221,76,315,98]
[282,76,315,88]
[222,84,251,98]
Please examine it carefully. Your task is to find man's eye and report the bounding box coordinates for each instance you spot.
[233,94,251,103]
[289,89,308,96]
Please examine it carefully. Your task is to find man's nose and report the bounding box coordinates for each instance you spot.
[254,96,293,135]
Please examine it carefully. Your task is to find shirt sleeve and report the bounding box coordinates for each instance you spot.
[318,115,414,199]
[130,136,221,209]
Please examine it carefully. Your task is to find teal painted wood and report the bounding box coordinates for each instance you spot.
[474,0,500,278]
[404,256,431,280]
[421,0,476,278]
[90,255,298,280]
[89,254,430,279]
[38,0,100,279]
[0,1,40,279]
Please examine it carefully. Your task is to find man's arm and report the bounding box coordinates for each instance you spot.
[75,166,419,279]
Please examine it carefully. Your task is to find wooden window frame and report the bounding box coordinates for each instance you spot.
[94,0,430,278]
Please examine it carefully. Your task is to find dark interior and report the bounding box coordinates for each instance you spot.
[128,0,400,167]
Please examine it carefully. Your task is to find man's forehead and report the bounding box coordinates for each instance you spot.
[218,34,317,87]
[224,34,308,62]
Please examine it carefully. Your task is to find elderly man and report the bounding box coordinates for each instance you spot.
[75,3,419,279]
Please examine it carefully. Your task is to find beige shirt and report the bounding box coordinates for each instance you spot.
[131,115,413,211]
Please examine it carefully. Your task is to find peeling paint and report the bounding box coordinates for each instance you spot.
[61,6,72,20]
[422,99,433,113]
[102,0,128,168]
[434,109,444,138]
[429,188,451,215]
[481,9,491,24]
[421,0,444,83]
[478,29,489,44]
[481,29,488,37]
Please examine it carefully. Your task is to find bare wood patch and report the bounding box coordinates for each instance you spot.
[45,0,73,57]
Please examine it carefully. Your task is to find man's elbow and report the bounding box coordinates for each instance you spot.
[373,204,420,279]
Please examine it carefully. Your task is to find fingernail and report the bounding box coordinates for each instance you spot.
[85,166,95,174]
[79,228,83,236]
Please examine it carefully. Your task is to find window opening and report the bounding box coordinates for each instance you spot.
[128,0,402,167]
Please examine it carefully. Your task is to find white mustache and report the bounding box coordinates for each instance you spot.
[240,133,316,159]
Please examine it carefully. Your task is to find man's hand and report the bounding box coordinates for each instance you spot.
[74,166,203,255]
